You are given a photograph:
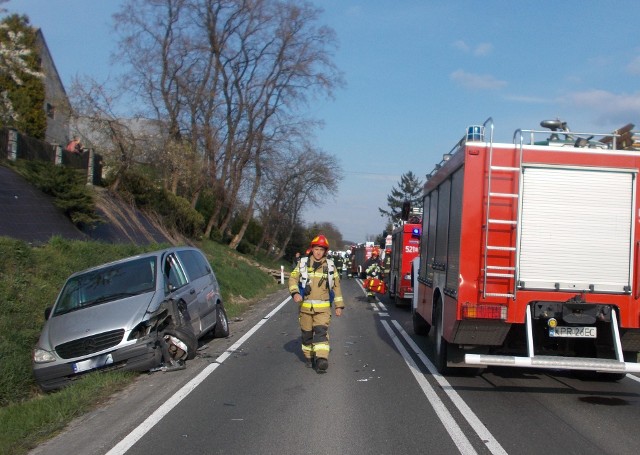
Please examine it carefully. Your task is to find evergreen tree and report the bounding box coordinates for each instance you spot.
[0,13,45,138]
[379,170,424,223]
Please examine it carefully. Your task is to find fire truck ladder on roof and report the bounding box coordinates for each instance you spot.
[483,118,522,300]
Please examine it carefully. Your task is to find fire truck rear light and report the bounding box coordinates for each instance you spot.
[461,303,507,320]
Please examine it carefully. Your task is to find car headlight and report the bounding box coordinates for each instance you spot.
[33,347,56,363]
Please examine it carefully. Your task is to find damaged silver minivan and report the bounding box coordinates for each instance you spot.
[33,246,229,391]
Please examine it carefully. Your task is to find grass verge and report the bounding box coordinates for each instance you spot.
[0,236,282,454]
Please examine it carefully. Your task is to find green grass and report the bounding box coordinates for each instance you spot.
[0,371,135,455]
[202,239,281,315]
[0,236,282,454]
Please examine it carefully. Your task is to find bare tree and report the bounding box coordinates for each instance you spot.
[114,0,208,194]
[253,146,300,255]
[307,221,343,250]
[105,0,342,245]
[70,77,151,191]
[192,0,343,244]
[255,143,340,260]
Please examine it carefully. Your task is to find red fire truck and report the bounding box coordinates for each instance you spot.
[412,118,640,378]
[352,242,375,278]
[388,223,421,305]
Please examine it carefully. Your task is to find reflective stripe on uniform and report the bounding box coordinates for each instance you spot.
[313,342,330,354]
[300,300,331,309]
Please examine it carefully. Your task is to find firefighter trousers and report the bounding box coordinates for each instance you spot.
[299,310,331,360]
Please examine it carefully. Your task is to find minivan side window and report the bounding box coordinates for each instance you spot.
[177,249,211,281]
[165,254,188,291]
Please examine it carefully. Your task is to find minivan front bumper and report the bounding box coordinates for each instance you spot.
[33,337,163,392]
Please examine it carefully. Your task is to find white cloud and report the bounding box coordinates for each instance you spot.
[451,40,492,56]
[504,94,552,104]
[450,69,506,90]
[452,40,469,52]
[561,89,640,125]
[474,42,493,57]
[627,56,640,75]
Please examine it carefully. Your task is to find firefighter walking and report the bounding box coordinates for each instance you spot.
[289,235,344,373]
[344,250,352,278]
[362,249,383,301]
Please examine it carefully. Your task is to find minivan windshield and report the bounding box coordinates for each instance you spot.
[53,257,157,316]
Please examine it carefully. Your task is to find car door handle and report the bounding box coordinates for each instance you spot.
[190,289,196,295]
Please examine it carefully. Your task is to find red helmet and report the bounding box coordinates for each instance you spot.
[310,235,329,249]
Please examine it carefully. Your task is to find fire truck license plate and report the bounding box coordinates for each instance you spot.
[549,327,597,338]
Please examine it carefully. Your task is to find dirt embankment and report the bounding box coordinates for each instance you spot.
[0,165,183,246]
[85,188,186,245]
[1,165,287,281]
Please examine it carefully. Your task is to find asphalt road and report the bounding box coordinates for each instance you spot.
[30,279,640,455]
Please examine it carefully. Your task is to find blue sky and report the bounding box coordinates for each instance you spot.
[7,0,640,243]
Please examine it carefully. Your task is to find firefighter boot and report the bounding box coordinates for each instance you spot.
[305,357,314,368]
[316,357,328,373]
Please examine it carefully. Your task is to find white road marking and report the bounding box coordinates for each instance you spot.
[106,296,292,455]
[626,373,640,383]
[390,320,508,455]
[380,320,478,455]
[357,276,506,454]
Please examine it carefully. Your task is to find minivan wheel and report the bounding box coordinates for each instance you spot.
[213,303,230,338]
[163,325,198,361]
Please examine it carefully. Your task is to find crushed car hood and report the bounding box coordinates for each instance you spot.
[41,292,158,351]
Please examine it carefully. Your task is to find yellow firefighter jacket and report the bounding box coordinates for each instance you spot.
[289,256,344,313]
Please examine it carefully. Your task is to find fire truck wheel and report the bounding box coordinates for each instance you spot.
[596,372,627,381]
[570,341,626,381]
[434,300,449,374]
[571,370,626,382]
[412,309,430,336]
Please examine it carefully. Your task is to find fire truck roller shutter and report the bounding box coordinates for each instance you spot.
[518,166,634,293]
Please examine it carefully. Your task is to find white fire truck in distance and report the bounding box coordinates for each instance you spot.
[412,118,640,378]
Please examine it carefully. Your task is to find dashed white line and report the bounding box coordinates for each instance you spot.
[380,320,478,455]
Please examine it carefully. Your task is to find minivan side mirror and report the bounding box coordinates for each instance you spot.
[44,307,52,320]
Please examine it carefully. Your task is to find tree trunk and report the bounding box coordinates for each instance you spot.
[229,160,262,249]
